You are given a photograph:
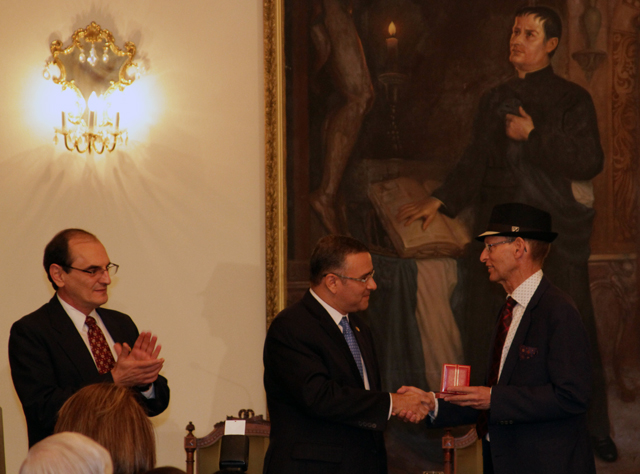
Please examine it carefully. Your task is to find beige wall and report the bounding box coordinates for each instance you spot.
[0,1,266,472]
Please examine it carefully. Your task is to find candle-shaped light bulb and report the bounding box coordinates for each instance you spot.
[386,22,398,69]
[88,92,99,131]
[61,111,67,130]
[88,92,99,112]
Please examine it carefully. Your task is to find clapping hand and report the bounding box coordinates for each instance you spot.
[111,332,164,388]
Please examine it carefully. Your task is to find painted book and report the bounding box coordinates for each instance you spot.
[368,177,470,258]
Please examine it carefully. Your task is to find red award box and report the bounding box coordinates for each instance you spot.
[436,364,471,398]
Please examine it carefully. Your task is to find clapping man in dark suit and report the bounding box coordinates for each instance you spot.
[9,229,170,446]
[402,203,596,473]
[263,235,434,474]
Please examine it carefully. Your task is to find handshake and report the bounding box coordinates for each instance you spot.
[390,386,435,424]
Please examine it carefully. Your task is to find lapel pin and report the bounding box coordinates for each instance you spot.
[355,326,360,332]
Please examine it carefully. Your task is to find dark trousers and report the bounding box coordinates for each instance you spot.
[482,438,494,474]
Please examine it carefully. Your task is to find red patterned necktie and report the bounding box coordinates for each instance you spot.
[86,315,116,374]
[476,296,517,438]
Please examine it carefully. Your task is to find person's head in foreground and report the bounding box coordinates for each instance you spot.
[54,383,156,474]
[19,431,113,474]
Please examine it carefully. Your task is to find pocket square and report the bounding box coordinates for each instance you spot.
[519,345,538,360]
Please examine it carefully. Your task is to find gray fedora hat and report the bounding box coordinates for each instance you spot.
[476,203,558,243]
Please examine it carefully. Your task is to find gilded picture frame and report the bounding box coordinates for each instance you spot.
[264,0,287,326]
[263,1,640,469]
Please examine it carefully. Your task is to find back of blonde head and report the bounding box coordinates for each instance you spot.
[20,432,113,474]
[54,383,156,474]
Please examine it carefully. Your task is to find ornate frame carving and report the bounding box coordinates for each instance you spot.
[264,0,287,325]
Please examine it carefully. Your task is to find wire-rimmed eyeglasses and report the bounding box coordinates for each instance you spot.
[63,262,119,277]
[324,269,375,283]
[483,239,515,253]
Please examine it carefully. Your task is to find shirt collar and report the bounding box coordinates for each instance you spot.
[56,293,101,332]
[510,269,543,308]
[517,64,554,82]
[310,288,347,327]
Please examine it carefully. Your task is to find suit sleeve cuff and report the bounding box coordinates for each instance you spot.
[429,392,439,421]
[138,383,155,399]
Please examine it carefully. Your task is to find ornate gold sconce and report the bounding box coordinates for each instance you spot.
[43,22,139,153]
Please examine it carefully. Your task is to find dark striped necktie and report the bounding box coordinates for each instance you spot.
[477,296,517,438]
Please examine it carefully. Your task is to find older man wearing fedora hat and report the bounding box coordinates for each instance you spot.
[401,202,596,474]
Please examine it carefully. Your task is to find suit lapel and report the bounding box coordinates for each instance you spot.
[47,296,99,377]
[485,306,503,383]
[302,291,366,387]
[498,277,550,385]
[98,309,126,343]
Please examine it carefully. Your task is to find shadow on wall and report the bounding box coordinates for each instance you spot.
[199,262,266,420]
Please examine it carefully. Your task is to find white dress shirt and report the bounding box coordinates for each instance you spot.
[498,269,543,381]
[58,294,117,361]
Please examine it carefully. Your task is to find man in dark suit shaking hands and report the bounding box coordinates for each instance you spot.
[9,229,170,447]
[263,235,433,474]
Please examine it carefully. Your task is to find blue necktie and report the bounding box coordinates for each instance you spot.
[340,317,364,380]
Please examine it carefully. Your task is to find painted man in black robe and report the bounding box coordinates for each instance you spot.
[397,5,616,462]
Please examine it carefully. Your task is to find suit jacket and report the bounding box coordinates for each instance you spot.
[263,290,390,474]
[9,296,170,446]
[433,277,595,474]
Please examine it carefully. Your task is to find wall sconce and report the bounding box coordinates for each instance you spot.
[43,22,139,153]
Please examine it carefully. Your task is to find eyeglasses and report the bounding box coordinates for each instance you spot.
[484,239,514,253]
[324,270,375,284]
[63,262,119,277]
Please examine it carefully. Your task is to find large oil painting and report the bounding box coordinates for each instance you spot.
[264,0,640,472]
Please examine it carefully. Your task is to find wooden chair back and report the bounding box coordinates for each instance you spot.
[184,409,270,474]
[446,426,482,474]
